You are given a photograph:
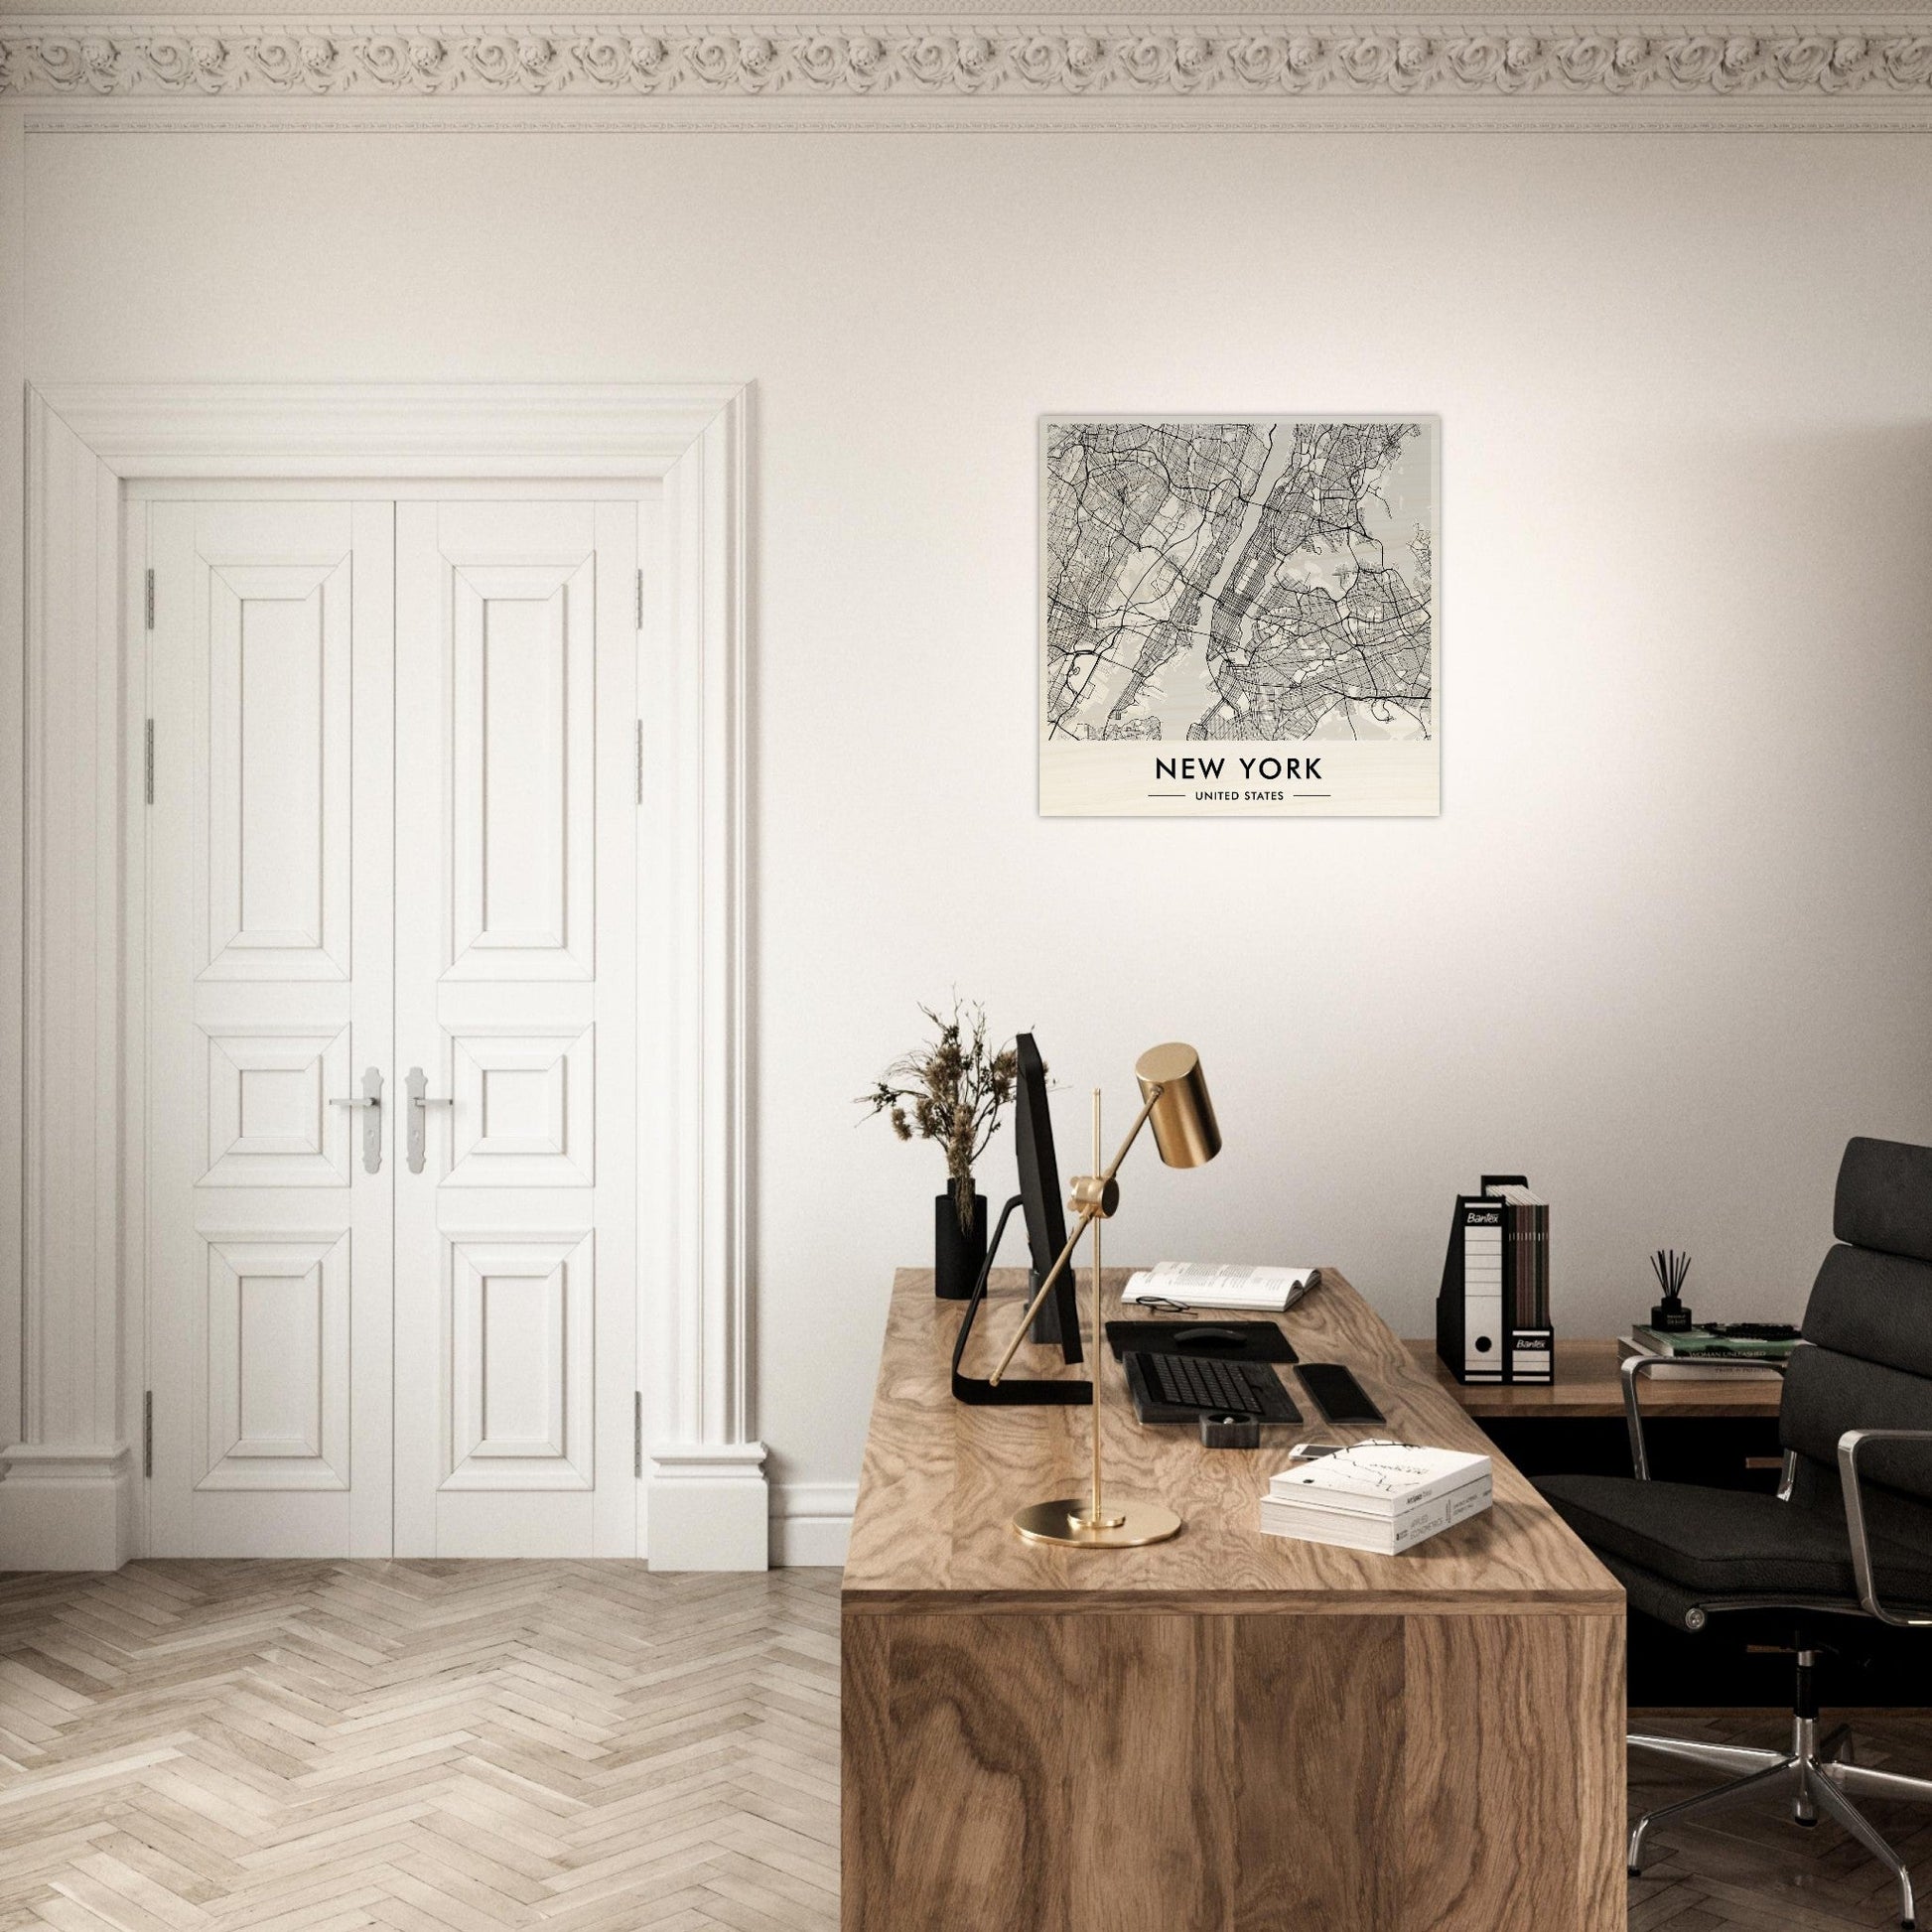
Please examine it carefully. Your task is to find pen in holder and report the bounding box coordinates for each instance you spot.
[1650,1247,1693,1332]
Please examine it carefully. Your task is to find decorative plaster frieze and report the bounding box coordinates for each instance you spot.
[2,20,1931,101]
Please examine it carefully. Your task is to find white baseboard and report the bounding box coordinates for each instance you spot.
[0,1444,135,1571]
[770,1481,855,1568]
[0,1441,851,1573]
[646,1442,769,1571]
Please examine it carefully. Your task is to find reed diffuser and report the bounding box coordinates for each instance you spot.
[1650,1248,1694,1332]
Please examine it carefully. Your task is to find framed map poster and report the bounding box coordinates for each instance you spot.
[1040,416,1439,816]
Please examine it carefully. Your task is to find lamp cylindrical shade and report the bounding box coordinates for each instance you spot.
[1134,1042,1221,1169]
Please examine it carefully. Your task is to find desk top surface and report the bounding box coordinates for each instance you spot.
[1408,1337,1785,1420]
[843,1267,1621,1615]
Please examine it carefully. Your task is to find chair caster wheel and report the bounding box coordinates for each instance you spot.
[1796,1816,1818,1828]
[1627,1868,1640,1878]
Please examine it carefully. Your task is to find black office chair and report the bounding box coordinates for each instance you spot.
[1537,1136,1932,1930]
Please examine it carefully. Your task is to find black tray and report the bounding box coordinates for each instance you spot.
[1104,1319,1297,1365]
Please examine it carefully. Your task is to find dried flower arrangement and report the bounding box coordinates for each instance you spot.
[861,999,1020,1234]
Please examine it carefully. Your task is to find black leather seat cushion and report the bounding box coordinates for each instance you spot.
[1537,1473,1932,1602]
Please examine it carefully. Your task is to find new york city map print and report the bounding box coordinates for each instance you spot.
[1040,417,1440,816]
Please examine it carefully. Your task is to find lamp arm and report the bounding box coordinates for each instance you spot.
[1096,1086,1164,1188]
[985,1205,1097,1388]
[987,1085,1164,1387]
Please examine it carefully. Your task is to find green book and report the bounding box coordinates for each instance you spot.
[1632,1325,1799,1361]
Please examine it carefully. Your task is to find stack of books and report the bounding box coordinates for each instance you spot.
[1617,1322,1798,1381]
[1258,1443,1493,1555]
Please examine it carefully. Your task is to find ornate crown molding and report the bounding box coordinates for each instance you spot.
[2,18,1930,103]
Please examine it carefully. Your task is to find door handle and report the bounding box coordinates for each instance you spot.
[329,1066,384,1174]
[405,1066,454,1175]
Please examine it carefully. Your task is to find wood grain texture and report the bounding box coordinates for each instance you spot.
[844,1268,1621,1613]
[1068,1615,1233,1932]
[1233,1613,1404,1931]
[841,1608,1622,1932]
[842,1270,1626,1932]
[1402,1612,1626,1932]
[871,1612,1073,1932]
[1409,1337,1784,1419]
[838,1607,891,1932]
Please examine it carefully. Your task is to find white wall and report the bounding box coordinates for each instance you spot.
[22,126,1932,1533]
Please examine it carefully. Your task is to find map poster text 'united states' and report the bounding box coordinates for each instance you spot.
[1040,416,1440,817]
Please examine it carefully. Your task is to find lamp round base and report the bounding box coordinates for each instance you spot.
[1012,1497,1182,1548]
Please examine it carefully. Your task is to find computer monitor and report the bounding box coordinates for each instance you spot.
[1013,1033,1083,1364]
[948,1033,1090,1405]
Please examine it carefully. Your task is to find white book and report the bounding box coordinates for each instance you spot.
[1260,1473,1492,1555]
[1268,1442,1491,1517]
[1617,1337,1782,1382]
[1121,1262,1317,1313]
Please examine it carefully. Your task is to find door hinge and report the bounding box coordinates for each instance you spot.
[635,567,644,632]
[143,1391,153,1478]
[635,721,644,805]
[144,720,155,805]
[144,568,155,631]
[633,1392,643,1479]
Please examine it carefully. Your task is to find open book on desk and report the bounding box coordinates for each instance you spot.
[1122,1262,1319,1313]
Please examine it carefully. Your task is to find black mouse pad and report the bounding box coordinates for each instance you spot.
[1104,1319,1297,1364]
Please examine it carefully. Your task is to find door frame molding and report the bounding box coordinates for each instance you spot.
[8,381,762,1571]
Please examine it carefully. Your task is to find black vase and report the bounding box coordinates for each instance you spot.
[934,1187,988,1301]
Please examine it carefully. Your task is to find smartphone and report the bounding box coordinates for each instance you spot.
[1297,1363,1386,1426]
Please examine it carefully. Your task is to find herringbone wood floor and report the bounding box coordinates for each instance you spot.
[1,1563,1930,1929]
[1630,1707,1932,1931]
[0,1563,840,1932]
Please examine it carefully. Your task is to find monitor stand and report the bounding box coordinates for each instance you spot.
[950,1196,1091,1407]
[1030,1269,1073,1347]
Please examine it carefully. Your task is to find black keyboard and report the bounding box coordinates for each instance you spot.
[1124,1350,1302,1425]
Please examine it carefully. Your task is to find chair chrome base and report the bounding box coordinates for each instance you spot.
[1630,1711,1932,1928]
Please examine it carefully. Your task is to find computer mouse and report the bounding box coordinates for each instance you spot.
[1173,1325,1246,1350]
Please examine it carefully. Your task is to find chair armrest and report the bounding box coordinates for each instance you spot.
[1621,1351,1787,1481]
[1838,1428,1932,1627]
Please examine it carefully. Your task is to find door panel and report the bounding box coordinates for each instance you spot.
[445,1027,595,1188]
[449,563,595,978]
[446,1231,594,1488]
[393,500,636,1557]
[204,564,352,979]
[147,500,394,1557]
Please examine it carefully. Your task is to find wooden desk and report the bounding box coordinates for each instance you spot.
[843,1269,1624,1932]
[1407,1336,1783,1420]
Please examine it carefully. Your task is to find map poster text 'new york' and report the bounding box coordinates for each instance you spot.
[1040,416,1440,817]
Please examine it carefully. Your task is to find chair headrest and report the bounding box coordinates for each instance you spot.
[1836,1137,1932,1263]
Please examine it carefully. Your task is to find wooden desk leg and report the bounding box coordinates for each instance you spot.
[842,1605,1625,1932]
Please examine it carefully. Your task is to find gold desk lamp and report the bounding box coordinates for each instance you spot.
[986,1041,1221,1549]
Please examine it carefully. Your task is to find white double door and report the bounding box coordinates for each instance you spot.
[145,494,639,1557]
